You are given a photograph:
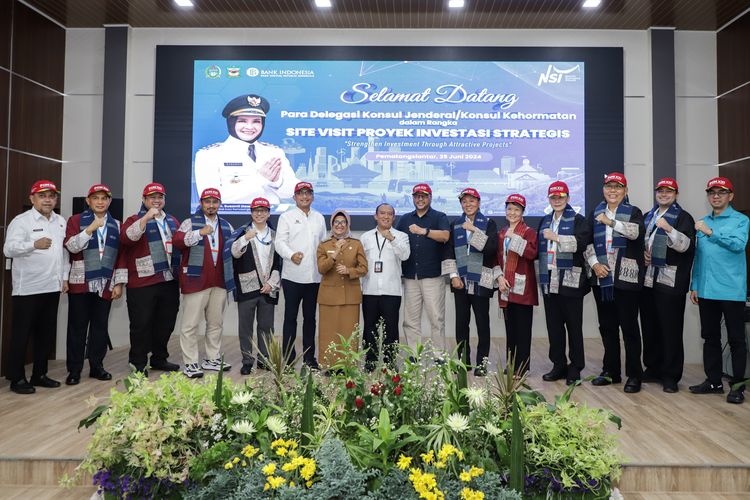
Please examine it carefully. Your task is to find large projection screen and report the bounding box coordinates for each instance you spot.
[155,46,623,229]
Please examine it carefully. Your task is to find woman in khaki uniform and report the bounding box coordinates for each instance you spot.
[316,209,368,367]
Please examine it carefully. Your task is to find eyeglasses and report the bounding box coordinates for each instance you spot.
[603,184,625,191]
[707,190,730,197]
[333,220,348,226]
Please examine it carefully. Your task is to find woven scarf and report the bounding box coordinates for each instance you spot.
[186,208,235,290]
[593,200,633,301]
[499,220,529,308]
[454,211,489,284]
[79,209,119,294]
[538,204,576,293]
[644,202,681,271]
[137,203,180,274]
[224,222,275,295]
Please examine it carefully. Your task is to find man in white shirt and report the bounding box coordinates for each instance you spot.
[275,182,327,369]
[360,203,411,370]
[3,180,68,394]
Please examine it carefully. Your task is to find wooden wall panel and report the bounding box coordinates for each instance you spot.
[0,147,6,226]
[717,81,750,164]
[0,69,8,148]
[9,75,64,160]
[6,151,62,214]
[11,1,65,92]
[717,11,750,96]
[0,0,11,70]
[719,158,750,212]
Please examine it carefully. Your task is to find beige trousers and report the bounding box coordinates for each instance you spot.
[402,276,446,347]
[180,287,227,365]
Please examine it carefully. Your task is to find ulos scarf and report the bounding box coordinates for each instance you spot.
[186,208,235,291]
[454,211,489,283]
[499,220,530,308]
[79,209,119,294]
[644,202,681,271]
[592,200,633,301]
[137,203,180,275]
[537,204,576,293]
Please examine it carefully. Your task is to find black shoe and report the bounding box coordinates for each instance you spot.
[89,369,112,381]
[623,377,642,394]
[662,380,679,393]
[31,375,61,388]
[240,363,253,375]
[566,372,581,386]
[473,367,487,377]
[727,389,745,404]
[542,367,566,382]
[642,369,661,383]
[257,362,270,371]
[133,366,149,376]
[592,372,621,386]
[688,379,724,394]
[150,361,179,372]
[65,373,81,386]
[10,378,35,394]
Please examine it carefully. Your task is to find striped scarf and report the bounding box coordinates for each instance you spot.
[454,211,489,284]
[538,204,576,293]
[593,200,633,301]
[644,202,681,272]
[499,220,530,308]
[186,208,235,291]
[137,203,180,275]
[79,209,119,294]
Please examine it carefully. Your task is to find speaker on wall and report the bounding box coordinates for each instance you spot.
[72,197,124,221]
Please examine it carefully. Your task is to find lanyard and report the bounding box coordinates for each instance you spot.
[375,232,387,260]
[255,226,272,246]
[155,218,170,236]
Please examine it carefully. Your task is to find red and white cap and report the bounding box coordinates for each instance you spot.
[30,180,59,195]
[88,184,112,196]
[250,197,271,209]
[604,172,627,187]
[142,182,166,196]
[548,181,569,197]
[655,177,678,192]
[412,183,432,196]
[705,176,733,192]
[200,188,222,201]
[458,187,480,200]
[294,181,314,193]
[505,193,526,208]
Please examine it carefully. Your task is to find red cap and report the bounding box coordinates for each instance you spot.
[655,178,678,192]
[294,181,314,193]
[505,193,526,208]
[706,176,733,192]
[142,182,166,197]
[88,184,112,196]
[412,183,432,196]
[458,187,480,200]
[250,197,271,209]
[604,172,627,186]
[30,180,59,195]
[548,181,569,197]
[200,188,222,201]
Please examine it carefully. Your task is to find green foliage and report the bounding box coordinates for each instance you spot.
[346,408,421,471]
[188,441,233,481]
[509,394,524,493]
[301,371,315,447]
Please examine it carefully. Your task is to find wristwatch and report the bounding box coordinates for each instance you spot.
[425,228,431,237]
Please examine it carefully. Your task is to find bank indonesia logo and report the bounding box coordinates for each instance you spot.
[205,65,221,79]
[537,64,581,86]
[246,67,260,77]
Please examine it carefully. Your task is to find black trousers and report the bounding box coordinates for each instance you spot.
[6,292,60,382]
[592,286,643,379]
[67,292,112,374]
[504,302,533,373]
[698,298,747,386]
[126,281,180,369]
[281,279,319,365]
[362,294,401,367]
[639,287,686,382]
[542,293,585,377]
[454,293,491,368]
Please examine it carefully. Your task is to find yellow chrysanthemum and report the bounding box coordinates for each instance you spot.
[305,480,313,488]
[276,447,288,457]
[397,454,413,470]
[242,444,259,458]
[267,475,286,489]
[460,471,472,482]
[262,462,277,475]
[469,466,484,477]
[263,483,270,492]
[224,462,233,470]
[460,487,485,500]
[271,438,286,449]
[232,456,240,464]
[300,458,316,480]
[434,460,446,469]
[420,450,435,465]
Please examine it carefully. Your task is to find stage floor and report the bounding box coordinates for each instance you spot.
[1,337,748,496]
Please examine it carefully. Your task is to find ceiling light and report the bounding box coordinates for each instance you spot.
[315,0,332,7]
[174,0,194,7]
[448,0,465,7]
[582,0,601,7]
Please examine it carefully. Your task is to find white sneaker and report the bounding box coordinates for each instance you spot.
[201,358,232,371]
[183,363,204,379]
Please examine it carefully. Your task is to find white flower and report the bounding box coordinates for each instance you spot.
[265,415,288,436]
[445,413,470,433]
[230,391,252,405]
[462,387,487,409]
[231,420,256,435]
[481,422,502,437]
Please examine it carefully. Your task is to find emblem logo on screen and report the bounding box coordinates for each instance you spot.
[246,67,260,77]
[537,65,580,86]
[227,67,240,78]
[205,65,221,79]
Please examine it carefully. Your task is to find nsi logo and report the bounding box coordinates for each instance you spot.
[537,65,581,86]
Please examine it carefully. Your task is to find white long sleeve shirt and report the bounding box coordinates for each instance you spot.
[360,227,411,296]
[274,207,327,284]
[3,208,69,295]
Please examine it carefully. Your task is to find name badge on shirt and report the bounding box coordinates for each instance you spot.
[606,239,614,254]
[374,261,383,273]
[547,251,556,269]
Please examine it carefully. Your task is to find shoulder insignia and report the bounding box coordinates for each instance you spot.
[258,141,281,150]
[199,143,222,151]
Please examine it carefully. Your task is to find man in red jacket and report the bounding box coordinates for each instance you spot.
[173,188,235,378]
[120,182,181,374]
[63,184,126,385]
